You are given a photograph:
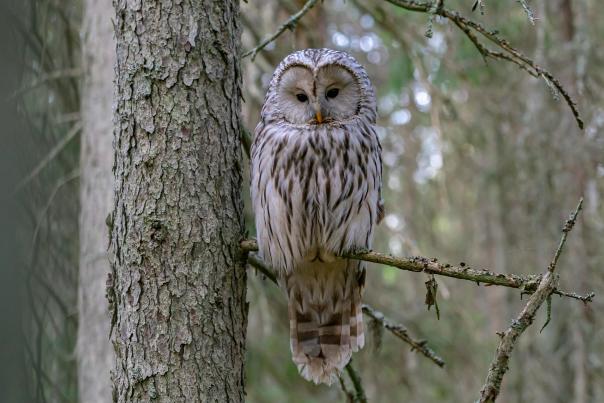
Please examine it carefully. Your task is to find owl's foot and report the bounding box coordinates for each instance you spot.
[308,116,336,125]
[346,246,371,256]
[304,247,337,263]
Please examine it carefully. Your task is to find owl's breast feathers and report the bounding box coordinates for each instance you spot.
[251,118,382,273]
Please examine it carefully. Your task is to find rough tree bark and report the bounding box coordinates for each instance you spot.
[109,1,246,401]
[77,0,115,401]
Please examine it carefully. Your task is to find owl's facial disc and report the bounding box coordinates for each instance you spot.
[315,65,360,122]
[277,65,360,125]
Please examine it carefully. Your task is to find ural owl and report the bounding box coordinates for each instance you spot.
[251,49,383,385]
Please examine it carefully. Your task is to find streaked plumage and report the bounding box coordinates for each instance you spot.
[251,48,383,385]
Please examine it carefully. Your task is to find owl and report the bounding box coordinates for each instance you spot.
[250,48,383,385]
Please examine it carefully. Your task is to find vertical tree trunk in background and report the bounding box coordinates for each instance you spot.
[569,3,592,402]
[110,1,246,401]
[78,1,115,402]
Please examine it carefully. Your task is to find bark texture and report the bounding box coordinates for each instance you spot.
[110,1,246,401]
[78,0,115,401]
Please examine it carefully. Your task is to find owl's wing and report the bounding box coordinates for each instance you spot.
[377,198,385,225]
[250,121,274,263]
[250,120,301,273]
[376,134,384,226]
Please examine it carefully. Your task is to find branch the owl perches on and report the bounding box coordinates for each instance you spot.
[240,238,594,304]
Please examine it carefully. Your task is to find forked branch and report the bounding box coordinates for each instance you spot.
[478,198,584,402]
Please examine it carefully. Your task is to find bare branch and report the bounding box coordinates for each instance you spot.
[517,0,536,25]
[241,0,319,61]
[13,121,82,194]
[478,198,583,402]
[383,0,584,129]
[553,289,595,303]
[10,67,81,99]
[338,375,355,402]
[246,253,277,283]
[239,239,593,302]
[344,360,368,403]
[479,271,558,402]
[472,0,486,15]
[549,199,584,272]
[362,304,445,367]
[31,169,80,249]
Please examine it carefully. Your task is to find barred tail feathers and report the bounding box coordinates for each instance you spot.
[286,259,365,385]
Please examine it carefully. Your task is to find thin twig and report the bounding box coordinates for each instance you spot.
[517,0,536,25]
[553,289,594,303]
[239,239,593,302]
[13,121,82,194]
[548,199,583,272]
[31,169,80,249]
[472,0,486,15]
[383,0,583,129]
[344,360,368,403]
[241,0,319,61]
[10,67,81,99]
[478,198,583,402]
[338,375,355,402]
[247,253,277,283]
[362,304,445,367]
[479,271,558,402]
[244,251,444,366]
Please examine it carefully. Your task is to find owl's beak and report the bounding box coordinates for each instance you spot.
[315,110,323,124]
[313,102,324,123]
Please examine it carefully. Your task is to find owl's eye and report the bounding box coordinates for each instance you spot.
[296,93,308,102]
[326,88,339,99]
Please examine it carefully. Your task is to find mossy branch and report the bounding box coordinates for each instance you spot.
[240,239,593,303]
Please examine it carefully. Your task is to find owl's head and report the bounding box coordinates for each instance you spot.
[263,49,376,125]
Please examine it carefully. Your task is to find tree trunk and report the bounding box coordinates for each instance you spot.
[77,0,115,402]
[110,1,246,402]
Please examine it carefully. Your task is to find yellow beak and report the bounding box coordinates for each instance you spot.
[315,110,323,123]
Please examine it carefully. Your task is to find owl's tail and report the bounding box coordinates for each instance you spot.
[285,257,365,385]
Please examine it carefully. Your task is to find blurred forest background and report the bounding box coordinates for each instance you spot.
[0,0,603,402]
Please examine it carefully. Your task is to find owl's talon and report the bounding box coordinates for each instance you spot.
[347,247,371,255]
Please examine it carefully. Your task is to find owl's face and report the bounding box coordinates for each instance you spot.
[276,64,361,125]
[263,49,376,126]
